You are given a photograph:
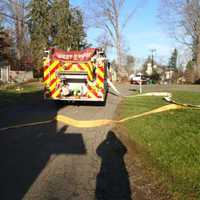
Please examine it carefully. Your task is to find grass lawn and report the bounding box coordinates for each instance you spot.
[120,90,200,199]
[0,81,43,106]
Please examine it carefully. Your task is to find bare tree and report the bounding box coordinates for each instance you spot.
[96,32,114,53]
[87,0,144,73]
[0,0,29,68]
[124,54,135,75]
[159,0,200,78]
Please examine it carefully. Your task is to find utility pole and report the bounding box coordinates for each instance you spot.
[150,49,156,68]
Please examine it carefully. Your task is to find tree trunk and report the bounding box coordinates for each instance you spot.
[116,33,121,72]
[196,35,200,79]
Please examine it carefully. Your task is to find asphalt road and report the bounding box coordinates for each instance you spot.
[0,83,138,200]
[1,83,198,200]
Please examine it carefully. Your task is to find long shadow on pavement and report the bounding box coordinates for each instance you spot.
[96,131,132,200]
[0,90,86,200]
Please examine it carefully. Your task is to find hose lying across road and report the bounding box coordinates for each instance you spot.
[0,91,199,131]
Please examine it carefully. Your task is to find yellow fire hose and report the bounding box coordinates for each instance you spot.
[55,103,185,128]
[0,91,199,132]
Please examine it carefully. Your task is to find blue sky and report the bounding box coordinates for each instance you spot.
[71,0,177,64]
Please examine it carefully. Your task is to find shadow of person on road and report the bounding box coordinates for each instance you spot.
[96,131,132,200]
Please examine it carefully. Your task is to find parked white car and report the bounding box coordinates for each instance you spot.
[129,73,148,85]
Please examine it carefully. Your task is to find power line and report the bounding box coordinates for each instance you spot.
[0,12,17,21]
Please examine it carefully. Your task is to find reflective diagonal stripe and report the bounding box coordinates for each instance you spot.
[44,74,50,85]
[67,65,72,70]
[44,65,49,72]
[49,78,58,91]
[97,74,104,83]
[97,78,104,88]
[44,60,60,83]
[87,85,99,99]
[43,60,50,84]
[96,66,105,89]
[49,61,60,97]
[82,63,93,81]
[64,63,73,70]
[96,67,104,78]
[99,66,104,73]
[52,88,61,98]
[76,63,85,70]
[88,62,93,70]
[44,70,50,81]
[50,78,57,86]
[72,64,77,71]
[49,63,60,77]
[49,60,60,72]
[87,91,96,99]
